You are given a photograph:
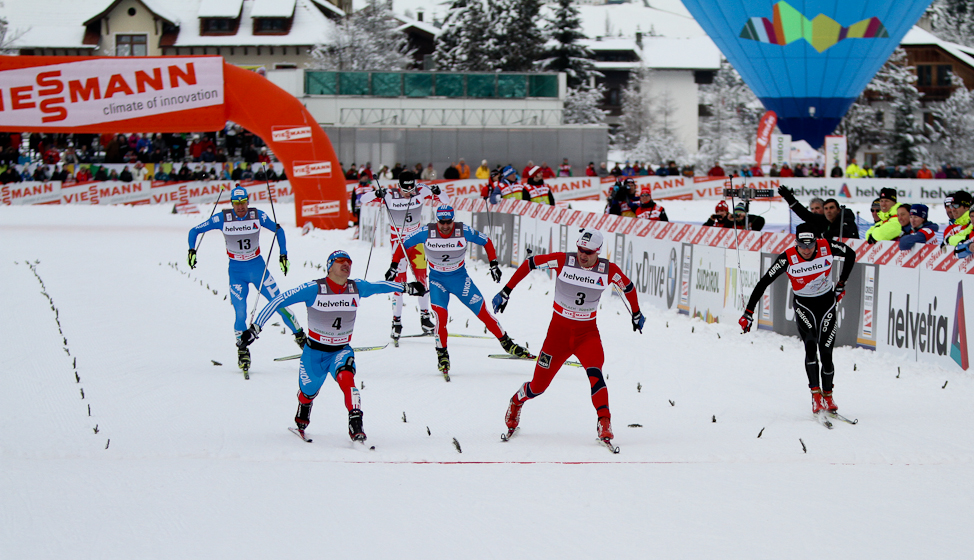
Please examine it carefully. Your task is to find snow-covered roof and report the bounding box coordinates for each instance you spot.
[251,0,297,19]
[902,26,974,71]
[582,37,640,52]
[640,36,720,71]
[197,0,244,18]
[173,0,334,46]
[395,16,439,37]
[577,2,705,41]
[0,0,110,49]
[308,0,345,18]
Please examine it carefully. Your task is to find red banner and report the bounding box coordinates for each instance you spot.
[753,110,777,166]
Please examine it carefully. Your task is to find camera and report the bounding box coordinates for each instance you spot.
[722,187,775,200]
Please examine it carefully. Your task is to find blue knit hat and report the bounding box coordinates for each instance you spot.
[230,186,248,202]
[910,204,929,220]
[436,205,455,221]
[326,250,352,271]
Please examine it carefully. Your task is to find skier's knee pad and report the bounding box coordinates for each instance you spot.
[297,390,319,403]
[336,356,356,377]
[587,367,607,394]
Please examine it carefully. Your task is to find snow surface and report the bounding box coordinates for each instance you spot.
[2,202,973,559]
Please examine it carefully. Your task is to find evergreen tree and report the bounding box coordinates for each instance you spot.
[881,49,928,165]
[484,0,545,72]
[697,59,762,163]
[929,77,974,167]
[308,0,415,71]
[434,0,490,71]
[563,84,608,125]
[615,66,653,151]
[539,0,599,88]
[927,0,974,47]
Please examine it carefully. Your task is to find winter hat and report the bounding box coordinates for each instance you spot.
[870,198,881,212]
[398,170,416,192]
[576,228,604,252]
[952,190,973,207]
[910,204,929,220]
[501,165,516,180]
[326,250,352,271]
[734,203,747,213]
[879,187,897,202]
[795,223,818,250]
[529,166,541,177]
[436,205,455,221]
[230,186,248,202]
[715,201,729,213]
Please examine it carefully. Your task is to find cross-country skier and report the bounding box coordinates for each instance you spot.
[386,204,532,380]
[739,223,855,417]
[238,250,426,442]
[359,171,449,343]
[187,185,304,372]
[491,227,644,448]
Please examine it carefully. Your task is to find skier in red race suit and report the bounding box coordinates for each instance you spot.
[739,223,855,417]
[491,227,645,447]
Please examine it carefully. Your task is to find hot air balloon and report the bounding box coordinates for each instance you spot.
[680,0,933,148]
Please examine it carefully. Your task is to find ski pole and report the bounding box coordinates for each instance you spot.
[728,177,746,310]
[193,185,226,251]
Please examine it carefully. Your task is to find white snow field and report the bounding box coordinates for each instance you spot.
[2,202,973,559]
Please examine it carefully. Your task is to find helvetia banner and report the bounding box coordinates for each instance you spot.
[0,57,225,130]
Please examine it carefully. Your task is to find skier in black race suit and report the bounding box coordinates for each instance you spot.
[739,223,855,415]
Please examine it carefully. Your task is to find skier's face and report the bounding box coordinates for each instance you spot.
[577,246,599,268]
[328,258,351,284]
[797,245,815,260]
[232,199,248,217]
[437,218,454,236]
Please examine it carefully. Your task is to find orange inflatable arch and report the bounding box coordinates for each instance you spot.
[0,55,347,228]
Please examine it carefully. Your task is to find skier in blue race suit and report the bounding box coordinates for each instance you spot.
[238,250,426,442]
[187,185,303,372]
[385,204,532,379]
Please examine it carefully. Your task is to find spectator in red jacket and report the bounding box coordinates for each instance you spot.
[539,162,556,178]
[585,162,598,176]
[779,163,794,178]
[707,163,725,177]
[522,161,535,180]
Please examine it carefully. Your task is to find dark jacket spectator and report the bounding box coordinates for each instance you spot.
[899,204,940,251]
[728,202,765,231]
[778,187,859,239]
[605,179,639,216]
[830,165,843,178]
[703,201,732,227]
[443,164,460,180]
[119,166,133,182]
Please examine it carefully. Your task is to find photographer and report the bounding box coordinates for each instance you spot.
[778,186,859,239]
[728,202,765,231]
[605,178,640,216]
[703,201,732,227]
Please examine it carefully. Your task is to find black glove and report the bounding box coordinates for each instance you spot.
[867,234,876,245]
[384,261,399,282]
[834,280,846,303]
[631,310,645,333]
[429,184,441,196]
[238,324,260,348]
[279,254,290,275]
[405,281,426,297]
[489,260,502,283]
[492,287,511,313]
[187,248,197,269]
[777,185,794,201]
[374,187,386,199]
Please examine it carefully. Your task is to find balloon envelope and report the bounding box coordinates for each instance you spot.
[681,0,933,148]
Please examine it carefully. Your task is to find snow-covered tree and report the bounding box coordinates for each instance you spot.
[697,59,762,163]
[928,78,974,167]
[926,0,974,47]
[434,0,490,71]
[835,92,886,159]
[877,49,928,165]
[627,130,689,166]
[308,0,415,71]
[538,0,599,88]
[563,84,607,125]
[615,66,653,151]
[483,0,545,72]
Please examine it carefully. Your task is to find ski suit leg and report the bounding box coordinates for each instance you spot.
[429,275,451,349]
[228,263,250,333]
[794,295,828,389]
[252,264,301,334]
[818,299,839,392]
[297,347,332,399]
[408,245,430,311]
[453,272,505,339]
[513,315,574,405]
[573,321,609,419]
[330,348,360,412]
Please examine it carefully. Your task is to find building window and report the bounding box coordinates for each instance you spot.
[255,18,287,33]
[116,34,147,56]
[937,64,952,86]
[205,18,233,32]
[607,88,620,106]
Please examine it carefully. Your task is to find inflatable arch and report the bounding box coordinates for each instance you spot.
[0,55,347,228]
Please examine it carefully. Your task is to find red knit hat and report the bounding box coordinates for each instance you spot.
[715,201,729,212]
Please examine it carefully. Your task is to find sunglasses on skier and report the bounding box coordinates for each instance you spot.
[577,247,598,256]
[438,218,454,225]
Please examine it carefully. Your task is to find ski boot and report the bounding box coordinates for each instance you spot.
[597,416,614,441]
[348,408,367,442]
[391,316,402,346]
[421,310,436,335]
[294,329,308,350]
[810,387,826,414]
[499,334,534,359]
[822,390,838,412]
[295,395,313,431]
[237,346,251,378]
[436,347,451,381]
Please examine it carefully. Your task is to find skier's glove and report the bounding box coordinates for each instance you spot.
[238,324,260,348]
[384,261,399,282]
[429,184,441,196]
[834,280,846,303]
[489,260,502,283]
[955,241,973,259]
[493,287,511,314]
[739,310,754,333]
[374,187,386,199]
[405,281,426,297]
[187,248,197,269]
[631,310,646,333]
[279,254,290,276]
